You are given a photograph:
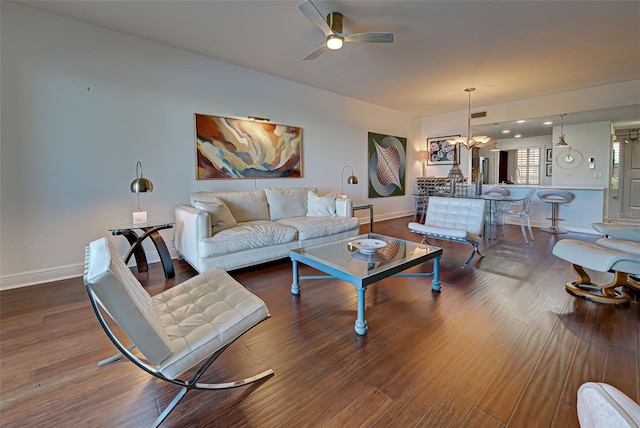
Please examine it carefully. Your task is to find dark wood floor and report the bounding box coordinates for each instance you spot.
[1,217,638,427]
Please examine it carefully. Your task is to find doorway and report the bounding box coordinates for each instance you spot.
[610,128,640,222]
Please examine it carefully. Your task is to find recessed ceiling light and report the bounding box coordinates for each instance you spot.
[543,121,553,125]
[517,120,526,123]
[502,130,511,134]
[515,134,522,138]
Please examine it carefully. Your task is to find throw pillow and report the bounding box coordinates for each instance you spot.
[193,200,237,233]
[265,187,315,221]
[307,191,336,217]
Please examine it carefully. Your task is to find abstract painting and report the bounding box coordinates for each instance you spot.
[427,135,459,165]
[195,113,302,179]
[368,132,406,198]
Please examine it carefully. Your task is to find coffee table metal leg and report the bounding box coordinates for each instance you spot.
[432,256,441,291]
[291,260,300,295]
[355,286,368,335]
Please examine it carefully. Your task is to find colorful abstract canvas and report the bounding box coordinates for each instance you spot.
[368,132,406,198]
[195,114,302,179]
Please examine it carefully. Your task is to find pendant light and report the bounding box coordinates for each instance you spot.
[556,114,569,147]
[490,123,501,151]
[448,88,491,150]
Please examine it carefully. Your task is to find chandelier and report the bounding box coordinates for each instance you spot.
[448,88,491,150]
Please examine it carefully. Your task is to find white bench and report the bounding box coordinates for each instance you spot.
[408,196,487,268]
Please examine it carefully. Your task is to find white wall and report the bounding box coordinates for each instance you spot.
[550,121,612,187]
[0,4,420,288]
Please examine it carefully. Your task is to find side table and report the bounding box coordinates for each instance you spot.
[109,221,175,279]
[352,204,374,232]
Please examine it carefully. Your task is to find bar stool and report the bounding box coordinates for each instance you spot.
[537,189,574,233]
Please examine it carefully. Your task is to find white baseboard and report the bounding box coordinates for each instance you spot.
[0,245,179,291]
[365,209,414,224]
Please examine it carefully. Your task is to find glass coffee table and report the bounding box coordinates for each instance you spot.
[289,233,442,335]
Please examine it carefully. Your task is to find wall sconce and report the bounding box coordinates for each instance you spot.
[340,165,358,199]
[130,161,153,224]
[416,151,430,176]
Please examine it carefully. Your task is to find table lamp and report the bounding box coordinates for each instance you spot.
[416,151,430,176]
[130,161,153,224]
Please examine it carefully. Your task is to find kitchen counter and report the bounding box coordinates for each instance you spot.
[475,184,605,234]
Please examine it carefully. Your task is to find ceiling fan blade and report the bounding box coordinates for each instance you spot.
[299,0,333,37]
[303,44,328,61]
[343,32,394,43]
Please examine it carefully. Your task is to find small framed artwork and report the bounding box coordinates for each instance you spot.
[427,135,460,165]
[546,148,553,163]
[546,163,552,176]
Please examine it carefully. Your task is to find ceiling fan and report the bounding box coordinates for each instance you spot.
[299,0,394,60]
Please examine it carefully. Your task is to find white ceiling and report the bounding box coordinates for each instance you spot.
[13,0,640,131]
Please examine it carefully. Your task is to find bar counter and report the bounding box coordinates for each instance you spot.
[482,185,605,234]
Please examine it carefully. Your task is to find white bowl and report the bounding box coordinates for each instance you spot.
[349,239,387,254]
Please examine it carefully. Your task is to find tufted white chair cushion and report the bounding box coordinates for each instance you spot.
[423,196,486,236]
[84,237,269,380]
[153,267,269,379]
[84,238,173,365]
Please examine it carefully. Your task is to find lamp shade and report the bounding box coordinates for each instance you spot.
[341,165,358,196]
[131,161,153,215]
[416,151,430,161]
[130,161,153,193]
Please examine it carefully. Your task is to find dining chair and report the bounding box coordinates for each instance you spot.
[496,188,536,244]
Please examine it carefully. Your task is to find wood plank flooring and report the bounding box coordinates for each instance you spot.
[1,217,638,427]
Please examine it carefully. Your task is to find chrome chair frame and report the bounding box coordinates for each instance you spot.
[84,240,274,427]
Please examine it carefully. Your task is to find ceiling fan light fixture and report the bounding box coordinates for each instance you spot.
[326,34,344,50]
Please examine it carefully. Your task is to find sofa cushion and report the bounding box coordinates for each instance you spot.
[276,216,360,241]
[193,199,237,233]
[265,187,316,221]
[198,221,298,257]
[307,191,336,217]
[192,190,269,222]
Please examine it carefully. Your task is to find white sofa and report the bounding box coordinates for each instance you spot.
[175,187,360,273]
